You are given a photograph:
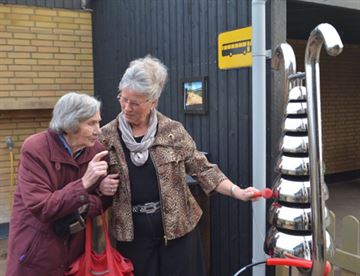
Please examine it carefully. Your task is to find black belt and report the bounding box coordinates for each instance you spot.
[132,201,161,214]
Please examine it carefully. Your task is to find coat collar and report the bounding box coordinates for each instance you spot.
[46,130,94,166]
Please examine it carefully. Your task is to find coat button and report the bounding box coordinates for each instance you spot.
[79,195,85,202]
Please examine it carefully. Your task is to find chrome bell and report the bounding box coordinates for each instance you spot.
[264,226,334,261]
[284,118,308,132]
[289,85,307,101]
[268,204,330,231]
[277,156,310,176]
[268,203,312,231]
[272,177,311,203]
[281,135,309,153]
[286,102,307,115]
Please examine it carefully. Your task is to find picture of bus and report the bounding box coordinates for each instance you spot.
[221,39,252,57]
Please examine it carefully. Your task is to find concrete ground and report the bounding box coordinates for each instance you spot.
[0,180,358,276]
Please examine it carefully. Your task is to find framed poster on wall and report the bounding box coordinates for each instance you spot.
[182,77,208,114]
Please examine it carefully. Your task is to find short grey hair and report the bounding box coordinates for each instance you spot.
[49,92,101,134]
[118,55,168,100]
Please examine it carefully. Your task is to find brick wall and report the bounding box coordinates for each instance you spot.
[289,39,360,175]
[0,4,93,109]
[0,4,94,223]
[0,110,51,223]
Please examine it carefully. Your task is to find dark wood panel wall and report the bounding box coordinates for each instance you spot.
[0,0,81,9]
[91,1,255,275]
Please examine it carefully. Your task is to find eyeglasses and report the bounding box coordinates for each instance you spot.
[117,94,150,109]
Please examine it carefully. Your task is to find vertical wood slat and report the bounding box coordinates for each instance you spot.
[328,212,360,275]
[207,0,221,273]
[342,216,359,257]
[328,210,336,276]
[215,0,229,274]
[275,266,289,276]
[45,0,55,7]
[340,216,359,276]
[163,0,171,116]
[190,0,200,147]
[199,0,208,151]
[175,0,184,124]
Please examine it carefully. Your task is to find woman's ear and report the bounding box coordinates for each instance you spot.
[151,99,158,109]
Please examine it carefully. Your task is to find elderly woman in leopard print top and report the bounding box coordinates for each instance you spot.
[98,55,259,276]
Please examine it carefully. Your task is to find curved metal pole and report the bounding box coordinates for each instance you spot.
[272,43,297,107]
[304,23,343,276]
[272,43,297,81]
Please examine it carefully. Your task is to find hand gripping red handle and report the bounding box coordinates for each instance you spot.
[266,258,331,276]
[252,188,273,199]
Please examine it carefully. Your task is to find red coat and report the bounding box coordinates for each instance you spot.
[6,130,109,276]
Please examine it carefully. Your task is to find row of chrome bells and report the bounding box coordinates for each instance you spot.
[264,85,334,260]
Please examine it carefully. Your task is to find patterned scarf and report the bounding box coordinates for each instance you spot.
[118,109,158,166]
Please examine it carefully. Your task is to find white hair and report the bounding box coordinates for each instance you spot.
[118,55,168,100]
[49,92,101,134]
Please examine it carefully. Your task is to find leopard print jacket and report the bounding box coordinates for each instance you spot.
[99,111,228,241]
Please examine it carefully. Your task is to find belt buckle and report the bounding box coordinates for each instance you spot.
[69,215,85,234]
[142,202,157,214]
[140,202,156,214]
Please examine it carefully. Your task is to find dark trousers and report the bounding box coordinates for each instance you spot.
[116,211,205,276]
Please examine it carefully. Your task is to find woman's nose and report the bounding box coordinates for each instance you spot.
[123,102,133,111]
[94,123,101,134]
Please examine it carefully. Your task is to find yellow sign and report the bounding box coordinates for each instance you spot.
[218,26,252,69]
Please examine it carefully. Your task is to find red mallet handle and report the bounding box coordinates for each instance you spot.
[252,188,273,199]
[266,258,331,276]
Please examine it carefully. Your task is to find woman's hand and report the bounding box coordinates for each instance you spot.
[233,186,260,202]
[82,151,109,190]
[98,174,119,196]
[215,179,260,202]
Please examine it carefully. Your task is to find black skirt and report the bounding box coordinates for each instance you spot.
[116,210,206,276]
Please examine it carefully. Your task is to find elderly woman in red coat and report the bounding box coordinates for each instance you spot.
[5,92,119,276]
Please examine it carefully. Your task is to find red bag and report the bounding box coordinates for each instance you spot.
[65,213,134,276]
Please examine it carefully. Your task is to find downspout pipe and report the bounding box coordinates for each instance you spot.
[251,0,267,275]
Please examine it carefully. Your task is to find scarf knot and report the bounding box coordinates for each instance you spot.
[118,110,158,166]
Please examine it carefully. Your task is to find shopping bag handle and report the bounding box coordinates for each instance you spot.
[85,213,115,274]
